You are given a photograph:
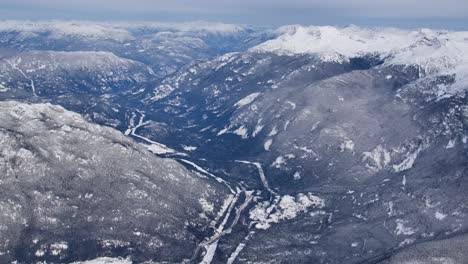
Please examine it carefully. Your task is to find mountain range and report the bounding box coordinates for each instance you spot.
[0,21,467,264]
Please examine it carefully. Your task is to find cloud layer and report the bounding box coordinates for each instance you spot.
[1,0,468,28]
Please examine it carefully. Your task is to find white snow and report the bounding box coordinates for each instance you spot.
[252,124,264,137]
[151,84,174,101]
[435,211,447,220]
[234,92,261,108]
[393,144,423,173]
[0,21,133,41]
[217,127,229,136]
[35,249,46,257]
[272,156,286,168]
[6,58,37,96]
[446,139,456,149]
[72,257,132,264]
[395,219,417,236]
[182,145,198,151]
[399,238,416,247]
[362,145,391,171]
[200,193,239,264]
[124,111,184,156]
[264,139,273,151]
[0,84,9,92]
[199,197,215,213]
[249,193,325,230]
[126,21,247,33]
[268,126,279,137]
[226,242,247,264]
[252,25,420,62]
[179,159,234,193]
[146,143,177,155]
[236,160,277,195]
[340,139,355,152]
[50,242,68,256]
[252,25,468,97]
[0,21,247,42]
[285,100,297,110]
[293,171,301,180]
[199,190,253,264]
[283,120,290,131]
[233,126,249,139]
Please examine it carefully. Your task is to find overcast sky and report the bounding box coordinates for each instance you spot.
[1,0,468,29]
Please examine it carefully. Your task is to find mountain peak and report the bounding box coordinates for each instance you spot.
[251,25,468,94]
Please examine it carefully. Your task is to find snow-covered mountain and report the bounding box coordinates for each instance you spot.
[0,101,231,263]
[252,25,468,96]
[0,21,273,76]
[131,25,468,263]
[0,50,156,96]
[0,22,467,263]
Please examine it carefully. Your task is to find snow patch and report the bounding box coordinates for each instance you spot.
[199,197,215,213]
[151,84,174,101]
[35,249,46,257]
[0,84,9,92]
[293,171,301,180]
[50,242,68,256]
[435,211,447,220]
[182,145,197,151]
[393,144,423,172]
[340,139,355,152]
[268,126,278,137]
[395,219,417,236]
[264,139,273,151]
[233,126,249,139]
[252,124,264,137]
[234,92,261,108]
[250,193,325,230]
[226,242,247,264]
[446,139,456,149]
[362,145,391,171]
[146,142,176,155]
[285,100,297,110]
[217,127,229,136]
[72,257,132,264]
[272,156,286,168]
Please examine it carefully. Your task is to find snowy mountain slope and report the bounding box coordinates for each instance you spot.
[0,101,230,263]
[252,25,468,97]
[111,25,468,263]
[142,43,466,200]
[252,25,418,60]
[0,50,156,96]
[221,68,468,263]
[379,233,468,264]
[140,51,383,181]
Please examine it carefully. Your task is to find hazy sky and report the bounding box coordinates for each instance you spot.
[1,0,468,29]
